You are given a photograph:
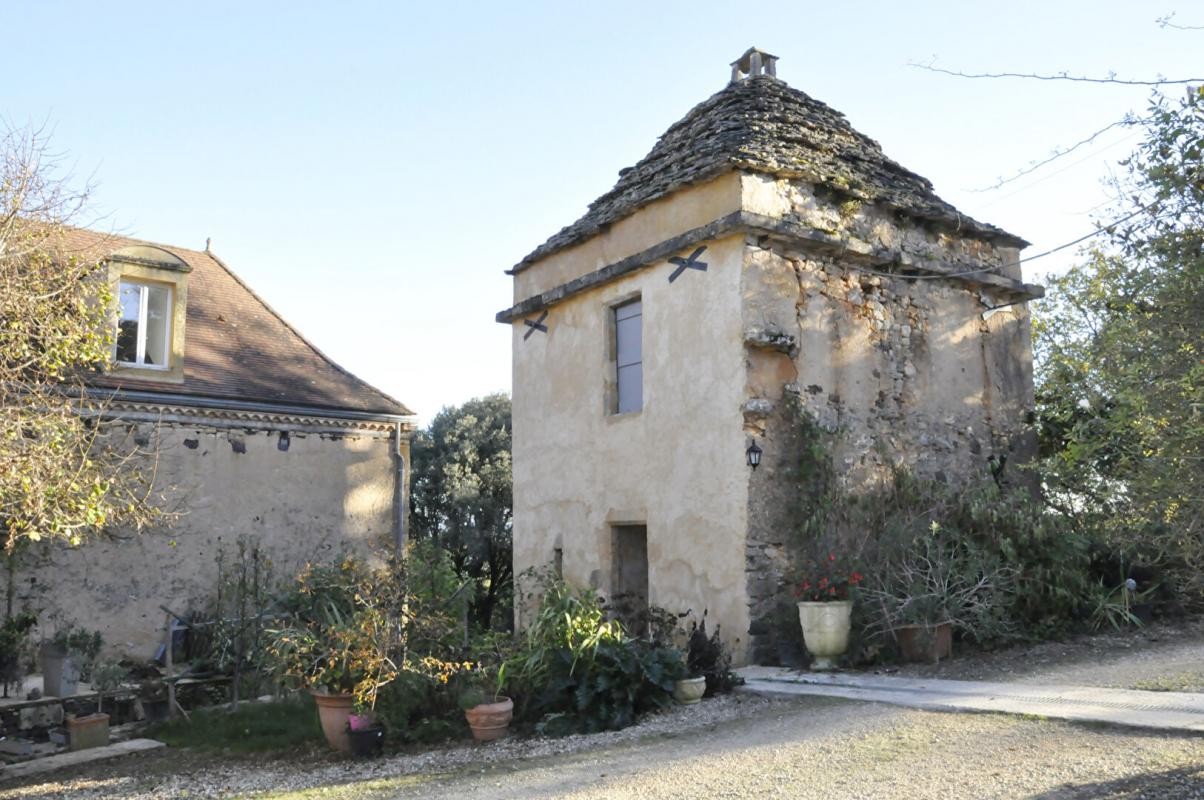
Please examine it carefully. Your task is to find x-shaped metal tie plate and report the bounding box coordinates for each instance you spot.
[668,246,708,283]
[523,310,549,340]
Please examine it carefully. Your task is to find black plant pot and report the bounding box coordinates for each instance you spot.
[1131,602,1155,625]
[347,724,384,758]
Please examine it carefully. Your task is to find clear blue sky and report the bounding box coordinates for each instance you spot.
[4,1,1198,422]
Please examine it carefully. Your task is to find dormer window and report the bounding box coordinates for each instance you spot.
[106,244,190,382]
[116,280,172,367]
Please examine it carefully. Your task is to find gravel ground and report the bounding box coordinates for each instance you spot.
[2,621,1203,799]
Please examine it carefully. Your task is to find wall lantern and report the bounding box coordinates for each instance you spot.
[746,440,763,470]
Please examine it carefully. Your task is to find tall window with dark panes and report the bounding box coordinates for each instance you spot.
[614,298,642,413]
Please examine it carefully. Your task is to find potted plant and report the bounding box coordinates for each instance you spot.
[41,624,102,698]
[346,703,385,758]
[863,524,1014,663]
[794,554,863,670]
[67,660,124,750]
[461,666,513,742]
[889,596,955,663]
[266,559,399,753]
[675,615,740,704]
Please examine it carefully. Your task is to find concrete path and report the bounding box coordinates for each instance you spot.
[0,739,165,782]
[737,666,1204,733]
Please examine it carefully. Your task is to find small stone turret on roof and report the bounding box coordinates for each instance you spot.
[509,49,1027,274]
[730,47,778,82]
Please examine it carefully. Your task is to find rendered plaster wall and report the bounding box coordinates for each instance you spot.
[18,422,402,656]
[513,171,743,300]
[511,229,752,661]
[739,175,1037,664]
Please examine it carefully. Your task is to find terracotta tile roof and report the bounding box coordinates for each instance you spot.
[513,74,1026,273]
[63,228,412,417]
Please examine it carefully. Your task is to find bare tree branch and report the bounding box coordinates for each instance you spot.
[971,115,1142,192]
[909,61,1202,86]
[1156,12,1204,30]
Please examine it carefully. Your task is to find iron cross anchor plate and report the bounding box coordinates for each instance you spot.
[668,246,708,283]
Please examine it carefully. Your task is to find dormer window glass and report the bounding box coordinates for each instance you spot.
[116,280,172,367]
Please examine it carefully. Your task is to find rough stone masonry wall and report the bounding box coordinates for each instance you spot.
[740,179,1037,664]
[12,418,400,657]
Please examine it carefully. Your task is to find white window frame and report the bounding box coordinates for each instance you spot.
[115,280,172,370]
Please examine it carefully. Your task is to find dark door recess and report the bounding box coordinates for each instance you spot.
[611,525,649,634]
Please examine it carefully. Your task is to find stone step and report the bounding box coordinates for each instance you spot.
[0,738,165,782]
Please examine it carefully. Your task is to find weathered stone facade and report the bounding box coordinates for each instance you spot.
[501,53,1040,665]
[740,176,1037,664]
[11,404,411,656]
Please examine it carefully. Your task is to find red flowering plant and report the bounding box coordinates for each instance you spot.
[794,553,864,602]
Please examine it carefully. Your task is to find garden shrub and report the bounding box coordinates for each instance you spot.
[373,658,474,743]
[850,473,1099,647]
[686,615,741,696]
[502,570,686,734]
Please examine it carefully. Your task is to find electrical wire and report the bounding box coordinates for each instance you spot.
[850,196,1165,282]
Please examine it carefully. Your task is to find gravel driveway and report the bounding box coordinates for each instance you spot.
[2,622,1203,799]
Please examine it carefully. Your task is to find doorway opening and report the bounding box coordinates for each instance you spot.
[610,524,648,634]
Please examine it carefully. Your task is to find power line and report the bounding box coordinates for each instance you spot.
[852,196,1164,282]
[969,116,1141,193]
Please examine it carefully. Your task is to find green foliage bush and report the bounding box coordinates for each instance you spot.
[792,431,1111,653]
[411,394,514,631]
[502,570,686,734]
[1033,88,1202,607]
[686,616,741,696]
[265,539,469,714]
[0,611,36,694]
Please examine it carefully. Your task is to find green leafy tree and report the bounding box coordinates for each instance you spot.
[1034,87,1203,601]
[410,394,512,630]
[1,126,161,577]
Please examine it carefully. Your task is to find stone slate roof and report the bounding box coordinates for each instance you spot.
[65,228,412,417]
[513,75,1026,272]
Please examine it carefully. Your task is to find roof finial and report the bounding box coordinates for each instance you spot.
[730,47,778,83]
[204,237,211,253]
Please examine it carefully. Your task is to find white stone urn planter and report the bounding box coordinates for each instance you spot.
[797,600,853,670]
[673,676,707,705]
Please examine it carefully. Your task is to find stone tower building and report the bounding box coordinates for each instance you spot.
[498,49,1042,664]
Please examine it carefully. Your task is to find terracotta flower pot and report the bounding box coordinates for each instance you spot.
[673,676,707,705]
[67,712,110,750]
[798,600,853,670]
[311,690,355,752]
[464,696,513,742]
[895,622,953,663]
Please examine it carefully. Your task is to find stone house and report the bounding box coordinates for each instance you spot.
[498,49,1042,664]
[19,228,414,655]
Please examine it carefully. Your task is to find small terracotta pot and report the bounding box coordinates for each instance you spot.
[311,690,355,752]
[464,696,513,742]
[674,676,707,705]
[895,622,953,663]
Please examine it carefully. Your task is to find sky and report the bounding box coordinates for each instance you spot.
[3,1,1199,423]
